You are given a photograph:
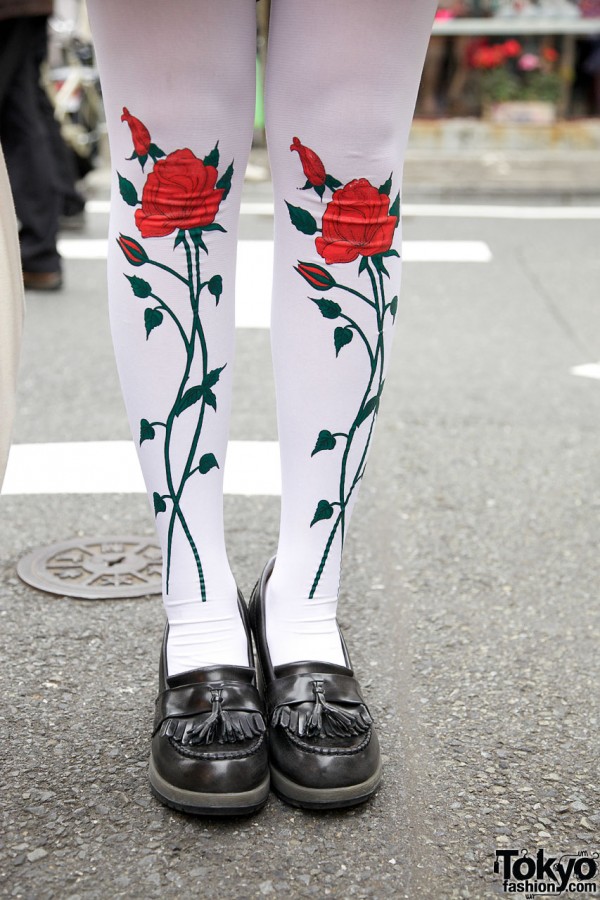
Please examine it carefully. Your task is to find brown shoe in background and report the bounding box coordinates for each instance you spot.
[22,271,63,291]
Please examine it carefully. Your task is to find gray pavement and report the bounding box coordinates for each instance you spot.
[0,165,599,898]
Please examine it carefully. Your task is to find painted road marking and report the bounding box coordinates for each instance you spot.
[570,362,600,380]
[2,441,281,497]
[84,200,600,220]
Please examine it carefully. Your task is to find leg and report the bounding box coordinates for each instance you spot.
[265,0,437,665]
[87,0,257,675]
[0,17,62,279]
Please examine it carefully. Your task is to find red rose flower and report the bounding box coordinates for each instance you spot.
[134,149,225,239]
[290,137,326,187]
[121,107,151,157]
[503,39,522,58]
[315,179,397,265]
[117,234,148,266]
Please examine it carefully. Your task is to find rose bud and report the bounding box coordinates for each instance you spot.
[117,234,149,267]
[295,261,336,291]
[121,107,152,157]
[290,137,326,187]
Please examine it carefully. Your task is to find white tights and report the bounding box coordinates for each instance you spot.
[87,0,437,675]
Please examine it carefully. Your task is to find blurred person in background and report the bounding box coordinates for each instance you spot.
[0,144,24,489]
[0,0,82,290]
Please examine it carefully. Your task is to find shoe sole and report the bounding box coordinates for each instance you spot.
[270,759,383,810]
[148,757,270,816]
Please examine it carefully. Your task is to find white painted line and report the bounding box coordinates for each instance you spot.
[2,441,281,497]
[570,362,600,380]
[85,200,600,220]
[402,204,600,220]
[58,238,109,259]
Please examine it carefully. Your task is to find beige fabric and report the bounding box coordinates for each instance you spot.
[0,142,24,489]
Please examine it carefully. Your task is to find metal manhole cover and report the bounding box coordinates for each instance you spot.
[17,536,162,600]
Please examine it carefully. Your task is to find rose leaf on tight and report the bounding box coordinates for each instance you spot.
[203,365,226,390]
[175,386,202,417]
[311,297,341,319]
[371,255,389,278]
[285,201,318,236]
[389,295,399,321]
[198,453,219,475]
[125,274,152,298]
[203,142,219,168]
[216,161,234,200]
[311,430,337,456]
[378,173,393,196]
[389,192,401,223]
[140,419,156,445]
[310,499,335,527]
[325,174,342,191]
[356,396,380,428]
[208,275,223,305]
[153,492,167,516]
[202,388,217,411]
[334,326,354,356]
[118,172,139,207]
[358,257,369,276]
[148,143,165,160]
[189,228,208,254]
[144,307,163,339]
[174,229,186,249]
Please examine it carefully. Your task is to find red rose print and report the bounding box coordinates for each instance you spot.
[290,137,326,187]
[117,233,148,266]
[135,149,225,239]
[121,107,151,157]
[315,179,397,265]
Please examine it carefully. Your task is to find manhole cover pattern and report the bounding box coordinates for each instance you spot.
[17,535,162,600]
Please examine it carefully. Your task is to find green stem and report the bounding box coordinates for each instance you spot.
[148,258,190,289]
[150,293,189,352]
[308,511,342,600]
[163,237,205,598]
[339,313,374,368]
[336,283,377,310]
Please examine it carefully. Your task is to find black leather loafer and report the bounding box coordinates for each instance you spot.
[249,558,382,810]
[149,593,270,816]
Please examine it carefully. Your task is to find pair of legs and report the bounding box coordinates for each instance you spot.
[88,0,436,677]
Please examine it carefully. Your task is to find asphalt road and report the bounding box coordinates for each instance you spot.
[0,172,599,899]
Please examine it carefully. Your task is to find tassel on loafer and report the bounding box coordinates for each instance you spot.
[149,592,270,816]
[249,558,382,810]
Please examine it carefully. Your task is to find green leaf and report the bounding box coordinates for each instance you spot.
[325,174,342,191]
[140,419,155,445]
[311,297,341,320]
[334,326,354,356]
[372,255,389,277]
[203,142,220,168]
[118,172,138,207]
[358,257,369,276]
[203,388,217,411]
[315,184,325,199]
[189,227,208,253]
[300,179,312,191]
[356,396,379,428]
[198,453,219,475]
[203,365,226,390]
[176,386,203,416]
[148,143,165,159]
[285,201,318,236]
[144,307,163,339]
[389,295,398,321]
[126,274,152,298]
[153,492,167,515]
[174,230,186,249]
[138,154,148,171]
[202,223,227,233]
[311,430,337,456]
[382,249,400,259]
[389,192,400,223]
[310,499,335,527]
[208,274,223,305]
[216,161,234,200]
[378,173,393,196]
